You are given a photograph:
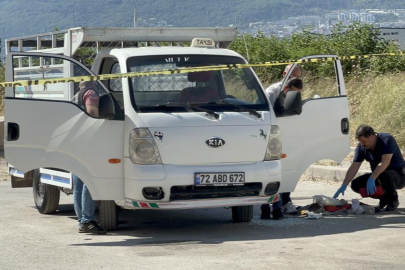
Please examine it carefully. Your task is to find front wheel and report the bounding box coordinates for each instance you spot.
[99,201,119,231]
[33,169,60,214]
[232,205,253,222]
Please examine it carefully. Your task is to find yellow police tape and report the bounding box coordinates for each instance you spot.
[0,52,403,88]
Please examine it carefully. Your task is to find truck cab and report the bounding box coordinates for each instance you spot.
[4,27,350,230]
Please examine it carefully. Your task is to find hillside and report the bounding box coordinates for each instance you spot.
[0,0,403,41]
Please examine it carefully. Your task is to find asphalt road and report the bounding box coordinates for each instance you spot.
[0,179,404,270]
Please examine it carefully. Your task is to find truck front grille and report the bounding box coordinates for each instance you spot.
[170,183,262,201]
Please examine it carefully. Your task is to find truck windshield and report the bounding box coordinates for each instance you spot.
[127,55,269,113]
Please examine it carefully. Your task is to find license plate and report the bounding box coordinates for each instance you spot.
[194,172,245,186]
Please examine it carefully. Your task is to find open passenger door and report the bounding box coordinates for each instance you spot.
[4,53,125,200]
[276,55,350,192]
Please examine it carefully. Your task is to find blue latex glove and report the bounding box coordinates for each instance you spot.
[366,177,377,195]
[333,184,347,199]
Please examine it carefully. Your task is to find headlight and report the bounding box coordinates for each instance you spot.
[129,128,162,165]
[136,141,156,160]
[264,125,282,161]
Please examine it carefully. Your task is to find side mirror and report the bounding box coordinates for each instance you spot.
[283,91,302,116]
[273,91,285,117]
[98,93,116,120]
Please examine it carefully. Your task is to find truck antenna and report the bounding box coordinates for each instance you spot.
[134,8,138,28]
[72,11,77,26]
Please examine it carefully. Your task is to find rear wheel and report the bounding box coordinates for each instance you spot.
[33,169,60,214]
[99,201,119,231]
[232,205,253,222]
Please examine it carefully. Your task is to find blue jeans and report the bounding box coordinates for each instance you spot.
[73,175,96,226]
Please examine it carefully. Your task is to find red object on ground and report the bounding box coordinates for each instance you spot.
[359,186,384,198]
[324,204,352,212]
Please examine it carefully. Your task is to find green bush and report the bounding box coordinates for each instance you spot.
[230,23,404,84]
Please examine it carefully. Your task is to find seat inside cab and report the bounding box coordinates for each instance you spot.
[179,71,218,103]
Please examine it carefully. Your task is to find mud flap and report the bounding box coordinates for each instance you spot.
[9,165,34,188]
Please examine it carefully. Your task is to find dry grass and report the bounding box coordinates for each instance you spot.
[314,160,339,166]
[225,79,258,104]
[346,73,405,149]
[264,72,405,149]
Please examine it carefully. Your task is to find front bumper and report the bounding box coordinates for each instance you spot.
[123,159,282,208]
[120,194,280,210]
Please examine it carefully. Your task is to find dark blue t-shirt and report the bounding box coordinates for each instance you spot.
[353,133,405,172]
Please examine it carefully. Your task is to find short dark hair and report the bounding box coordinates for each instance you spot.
[286,77,303,90]
[355,124,375,139]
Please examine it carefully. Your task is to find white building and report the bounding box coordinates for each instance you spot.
[338,13,348,21]
[379,28,405,49]
[349,12,361,22]
[359,14,375,23]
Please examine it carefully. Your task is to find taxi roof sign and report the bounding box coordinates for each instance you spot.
[191,38,216,48]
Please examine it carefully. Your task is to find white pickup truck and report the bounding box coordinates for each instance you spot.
[4,27,350,230]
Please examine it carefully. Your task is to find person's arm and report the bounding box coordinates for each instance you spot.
[333,162,362,198]
[83,90,99,118]
[370,154,392,180]
[86,104,99,118]
[268,91,276,107]
[364,154,392,195]
[342,162,362,186]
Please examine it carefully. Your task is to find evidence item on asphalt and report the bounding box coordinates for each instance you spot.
[4,27,350,230]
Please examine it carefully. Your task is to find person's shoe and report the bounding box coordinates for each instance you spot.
[78,223,86,233]
[385,199,399,211]
[377,197,389,210]
[83,221,107,235]
[261,207,271,219]
[272,207,284,220]
[281,201,298,214]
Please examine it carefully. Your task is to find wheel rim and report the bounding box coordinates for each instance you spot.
[34,178,45,206]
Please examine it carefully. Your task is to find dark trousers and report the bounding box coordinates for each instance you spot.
[351,170,405,202]
[261,192,291,211]
[281,192,291,206]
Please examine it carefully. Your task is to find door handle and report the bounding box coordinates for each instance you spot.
[7,123,20,141]
[341,118,349,135]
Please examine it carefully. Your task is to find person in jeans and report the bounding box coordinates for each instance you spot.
[334,125,405,211]
[261,76,303,219]
[72,81,107,234]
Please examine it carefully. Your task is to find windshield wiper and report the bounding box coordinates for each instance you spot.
[141,102,220,119]
[213,100,262,118]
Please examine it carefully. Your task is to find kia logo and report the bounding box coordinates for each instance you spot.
[206,137,225,148]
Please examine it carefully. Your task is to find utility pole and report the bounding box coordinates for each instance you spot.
[134,8,138,28]
[72,11,77,26]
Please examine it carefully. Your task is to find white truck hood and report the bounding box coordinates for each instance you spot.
[139,112,271,165]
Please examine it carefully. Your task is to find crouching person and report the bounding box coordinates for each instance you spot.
[334,125,405,211]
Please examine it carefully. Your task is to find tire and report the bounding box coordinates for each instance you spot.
[33,169,60,214]
[99,201,119,231]
[232,205,253,222]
